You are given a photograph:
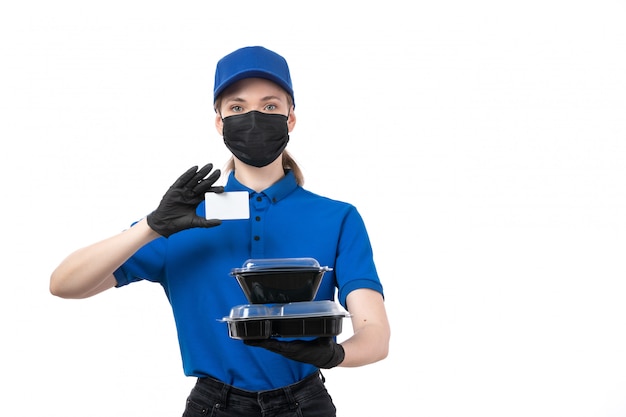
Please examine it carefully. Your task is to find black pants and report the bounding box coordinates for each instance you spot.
[182,371,337,417]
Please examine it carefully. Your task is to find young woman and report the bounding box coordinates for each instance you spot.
[50,46,390,417]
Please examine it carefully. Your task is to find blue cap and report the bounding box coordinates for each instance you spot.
[213,46,294,106]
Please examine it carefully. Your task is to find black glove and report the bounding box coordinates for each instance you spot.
[244,337,345,369]
[147,163,224,237]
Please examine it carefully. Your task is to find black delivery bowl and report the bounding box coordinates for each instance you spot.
[220,300,349,340]
[230,258,332,304]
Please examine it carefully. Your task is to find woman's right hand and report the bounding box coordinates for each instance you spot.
[147,163,224,237]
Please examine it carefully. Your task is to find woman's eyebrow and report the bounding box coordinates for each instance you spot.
[260,95,283,102]
[223,95,283,105]
[224,97,246,104]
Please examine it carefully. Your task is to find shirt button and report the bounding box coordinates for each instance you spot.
[254,236,260,241]
[255,216,261,221]
[256,196,262,202]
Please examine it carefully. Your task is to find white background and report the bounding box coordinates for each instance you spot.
[1,1,626,416]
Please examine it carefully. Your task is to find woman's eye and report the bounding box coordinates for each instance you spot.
[264,104,277,111]
[231,105,243,112]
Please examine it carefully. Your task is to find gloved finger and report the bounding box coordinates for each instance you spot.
[244,338,284,352]
[314,337,333,346]
[186,163,215,189]
[189,217,222,228]
[192,169,223,194]
[171,165,200,189]
[207,185,225,194]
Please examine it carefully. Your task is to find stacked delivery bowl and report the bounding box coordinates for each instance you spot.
[221,258,349,340]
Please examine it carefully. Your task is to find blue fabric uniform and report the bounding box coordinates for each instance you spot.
[113,170,384,391]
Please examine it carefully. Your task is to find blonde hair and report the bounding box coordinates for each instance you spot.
[223,150,305,186]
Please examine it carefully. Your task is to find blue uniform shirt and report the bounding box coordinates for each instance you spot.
[114,170,383,390]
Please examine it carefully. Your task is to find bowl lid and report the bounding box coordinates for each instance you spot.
[220,300,349,321]
[230,257,332,275]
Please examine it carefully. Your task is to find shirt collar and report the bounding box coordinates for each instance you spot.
[225,170,298,203]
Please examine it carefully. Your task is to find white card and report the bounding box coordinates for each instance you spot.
[205,191,250,220]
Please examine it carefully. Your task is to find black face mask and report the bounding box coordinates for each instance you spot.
[222,111,290,168]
